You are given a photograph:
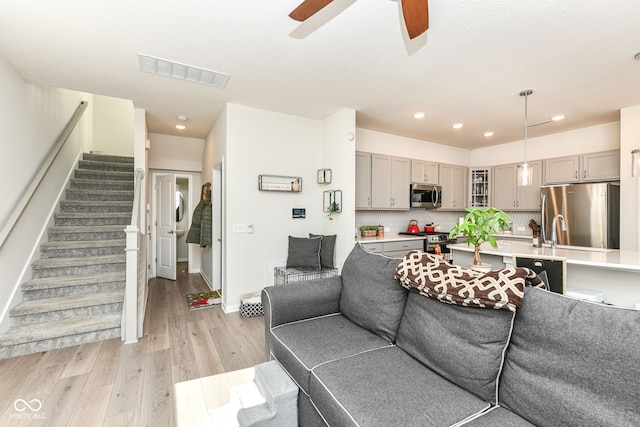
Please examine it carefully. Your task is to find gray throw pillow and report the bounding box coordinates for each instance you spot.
[309,233,336,268]
[339,243,408,343]
[286,236,322,269]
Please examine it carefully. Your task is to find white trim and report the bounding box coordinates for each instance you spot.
[494,310,517,404]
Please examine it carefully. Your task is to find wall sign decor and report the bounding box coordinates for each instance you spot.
[258,174,302,192]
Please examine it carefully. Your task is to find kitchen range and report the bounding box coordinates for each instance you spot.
[398,220,457,260]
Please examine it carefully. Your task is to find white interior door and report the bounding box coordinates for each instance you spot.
[157,174,176,280]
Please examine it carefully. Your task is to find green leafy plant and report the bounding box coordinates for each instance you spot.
[448,207,511,266]
[327,202,340,220]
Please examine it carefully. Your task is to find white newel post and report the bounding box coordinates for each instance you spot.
[124,224,139,343]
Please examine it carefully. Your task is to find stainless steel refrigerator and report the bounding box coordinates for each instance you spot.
[540,182,620,249]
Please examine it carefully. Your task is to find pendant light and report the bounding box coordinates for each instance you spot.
[517,89,533,186]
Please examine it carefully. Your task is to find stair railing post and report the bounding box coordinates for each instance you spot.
[123,225,139,343]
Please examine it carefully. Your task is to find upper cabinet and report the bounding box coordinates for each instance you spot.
[370,154,410,209]
[493,161,542,211]
[355,152,372,209]
[544,150,619,184]
[440,164,467,210]
[411,160,439,185]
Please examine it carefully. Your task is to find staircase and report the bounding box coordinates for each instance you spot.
[0,153,134,359]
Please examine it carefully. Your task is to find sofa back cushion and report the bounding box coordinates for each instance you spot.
[396,291,515,404]
[499,287,640,426]
[339,243,408,343]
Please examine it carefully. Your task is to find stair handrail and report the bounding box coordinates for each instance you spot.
[0,100,89,249]
[130,168,145,227]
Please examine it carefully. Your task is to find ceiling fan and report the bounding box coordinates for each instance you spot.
[289,0,429,39]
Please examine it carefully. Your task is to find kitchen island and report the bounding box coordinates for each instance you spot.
[449,240,640,308]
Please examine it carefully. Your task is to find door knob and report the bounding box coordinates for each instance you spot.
[168,230,174,234]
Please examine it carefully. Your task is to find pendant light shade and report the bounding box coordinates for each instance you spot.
[517,89,533,186]
[633,148,640,178]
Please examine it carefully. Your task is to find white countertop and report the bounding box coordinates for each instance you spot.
[448,240,640,273]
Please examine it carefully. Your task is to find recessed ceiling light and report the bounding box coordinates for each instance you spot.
[176,124,186,130]
[483,131,494,137]
[452,123,464,129]
[635,52,640,60]
[413,112,425,119]
[551,115,565,121]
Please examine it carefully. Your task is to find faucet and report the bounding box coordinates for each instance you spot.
[551,214,566,248]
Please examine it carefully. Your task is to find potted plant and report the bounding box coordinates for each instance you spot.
[359,225,378,237]
[327,201,340,220]
[448,207,511,271]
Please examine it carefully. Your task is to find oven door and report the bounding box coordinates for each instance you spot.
[410,184,442,209]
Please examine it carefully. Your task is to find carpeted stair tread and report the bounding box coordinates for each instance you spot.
[10,291,124,317]
[0,314,121,348]
[22,271,126,291]
[40,239,126,251]
[77,160,134,173]
[65,188,134,201]
[75,169,134,180]
[83,153,134,164]
[54,212,131,226]
[32,254,125,270]
[70,178,134,190]
[60,200,133,213]
[48,224,126,233]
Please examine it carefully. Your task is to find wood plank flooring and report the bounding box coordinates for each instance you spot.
[0,262,265,426]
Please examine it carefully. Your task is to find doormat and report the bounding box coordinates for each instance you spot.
[186,290,221,310]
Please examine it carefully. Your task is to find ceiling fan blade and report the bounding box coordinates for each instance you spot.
[289,0,334,21]
[401,0,429,39]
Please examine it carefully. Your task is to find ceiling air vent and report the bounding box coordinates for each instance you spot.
[137,54,230,88]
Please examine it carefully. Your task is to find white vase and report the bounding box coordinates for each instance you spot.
[469,263,492,273]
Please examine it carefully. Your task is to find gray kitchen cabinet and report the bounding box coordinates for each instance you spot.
[440,164,467,210]
[411,159,439,184]
[493,161,542,210]
[544,155,580,184]
[371,154,410,209]
[355,152,372,209]
[544,150,619,184]
[582,150,620,181]
[359,239,423,257]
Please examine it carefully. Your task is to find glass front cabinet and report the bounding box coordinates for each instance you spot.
[470,168,490,208]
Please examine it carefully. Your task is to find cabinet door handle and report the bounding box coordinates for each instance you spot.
[575,170,578,179]
[583,170,587,179]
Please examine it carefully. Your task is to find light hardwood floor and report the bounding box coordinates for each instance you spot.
[0,262,265,426]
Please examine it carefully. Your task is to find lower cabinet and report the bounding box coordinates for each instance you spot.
[360,239,423,257]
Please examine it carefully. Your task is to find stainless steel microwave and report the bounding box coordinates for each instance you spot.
[410,183,442,209]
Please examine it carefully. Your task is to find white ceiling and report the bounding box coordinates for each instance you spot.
[1,0,639,149]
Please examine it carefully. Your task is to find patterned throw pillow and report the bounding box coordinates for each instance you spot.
[395,250,543,312]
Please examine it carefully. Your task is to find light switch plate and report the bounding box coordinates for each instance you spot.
[232,223,247,233]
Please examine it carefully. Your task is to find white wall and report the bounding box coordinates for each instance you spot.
[321,109,357,267]
[92,95,134,156]
[0,56,93,332]
[148,133,205,172]
[470,122,620,166]
[356,128,470,166]
[620,106,640,251]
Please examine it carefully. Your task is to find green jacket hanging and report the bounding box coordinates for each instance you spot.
[186,184,212,247]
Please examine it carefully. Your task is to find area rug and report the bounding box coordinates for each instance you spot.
[186,290,221,310]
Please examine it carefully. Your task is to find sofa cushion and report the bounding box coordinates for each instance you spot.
[396,291,515,404]
[339,243,408,342]
[500,287,640,426]
[310,346,491,427]
[269,313,392,395]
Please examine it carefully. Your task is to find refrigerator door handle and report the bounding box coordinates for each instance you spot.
[541,193,546,243]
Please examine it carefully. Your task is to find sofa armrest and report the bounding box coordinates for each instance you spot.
[262,276,342,358]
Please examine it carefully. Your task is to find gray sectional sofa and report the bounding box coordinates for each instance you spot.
[262,243,640,426]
